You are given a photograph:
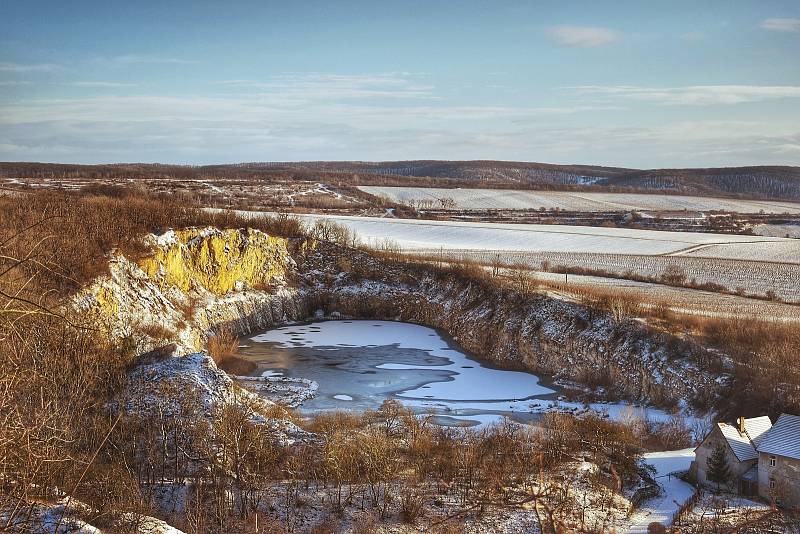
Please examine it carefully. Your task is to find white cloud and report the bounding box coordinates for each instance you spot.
[760,18,800,32]
[216,73,436,101]
[0,73,797,166]
[68,81,137,87]
[1,92,797,167]
[0,95,616,127]
[97,55,199,65]
[546,25,619,47]
[0,62,63,72]
[572,85,800,105]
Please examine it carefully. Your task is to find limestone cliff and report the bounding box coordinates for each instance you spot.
[74,227,312,443]
[74,227,306,354]
[138,227,292,295]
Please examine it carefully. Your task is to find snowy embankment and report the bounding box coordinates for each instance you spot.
[1,498,186,534]
[624,448,697,533]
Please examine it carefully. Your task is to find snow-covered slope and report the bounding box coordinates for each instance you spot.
[624,448,696,533]
[298,243,720,409]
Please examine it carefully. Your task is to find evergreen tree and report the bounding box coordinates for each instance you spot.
[707,442,731,490]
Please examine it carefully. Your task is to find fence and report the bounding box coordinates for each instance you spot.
[670,488,702,526]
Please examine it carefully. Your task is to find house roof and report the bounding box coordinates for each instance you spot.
[742,415,773,448]
[713,416,773,462]
[757,413,800,461]
[741,466,758,481]
[718,422,759,461]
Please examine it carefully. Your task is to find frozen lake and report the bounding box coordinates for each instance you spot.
[238,320,558,427]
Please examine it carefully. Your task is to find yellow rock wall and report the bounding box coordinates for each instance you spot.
[75,227,299,355]
[137,228,293,295]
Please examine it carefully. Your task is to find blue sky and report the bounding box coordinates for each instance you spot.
[1,0,799,167]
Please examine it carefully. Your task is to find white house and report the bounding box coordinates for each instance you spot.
[692,413,800,507]
[693,416,772,495]
[755,413,800,508]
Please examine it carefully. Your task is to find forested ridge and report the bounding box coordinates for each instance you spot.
[2,161,799,200]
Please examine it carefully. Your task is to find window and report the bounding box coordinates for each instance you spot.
[769,455,776,467]
[770,478,776,490]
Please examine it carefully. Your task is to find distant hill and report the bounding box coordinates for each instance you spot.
[2,160,799,200]
[603,166,800,200]
[265,161,800,199]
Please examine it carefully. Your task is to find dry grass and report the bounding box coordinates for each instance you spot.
[207,328,256,375]
[0,190,307,318]
[0,189,305,527]
[207,328,238,364]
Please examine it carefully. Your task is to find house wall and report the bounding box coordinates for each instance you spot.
[758,453,800,508]
[694,427,754,491]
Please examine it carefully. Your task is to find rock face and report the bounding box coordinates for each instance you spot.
[313,277,714,408]
[77,227,719,416]
[74,227,307,355]
[138,228,293,296]
[75,227,312,444]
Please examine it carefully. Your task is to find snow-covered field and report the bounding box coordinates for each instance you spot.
[426,250,800,303]
[752,223,800,238]
[624,448,696,533]
[678,240,800,262]
[286,214,798,261]
[361,186,800,214]
[532,271,800,321]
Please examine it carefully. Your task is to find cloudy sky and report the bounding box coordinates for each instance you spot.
[1,0,799,167]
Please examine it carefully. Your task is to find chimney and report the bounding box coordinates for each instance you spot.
[738,416,745,434]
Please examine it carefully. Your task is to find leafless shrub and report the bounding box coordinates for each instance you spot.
[207,328,238,365]
[400,487,425,523]
[310,219,359,247]
[351,510,378,534]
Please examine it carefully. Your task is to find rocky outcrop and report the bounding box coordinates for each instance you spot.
[75,227,312,444]
[138,228,293,295]
[74,227,306,354]
[119,352,313,445]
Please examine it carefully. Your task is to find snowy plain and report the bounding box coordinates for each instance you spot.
[359,186,800,214]
[284,213,797,261]
[360,186,800,214]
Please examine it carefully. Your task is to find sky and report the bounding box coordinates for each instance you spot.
[1,0,799,168]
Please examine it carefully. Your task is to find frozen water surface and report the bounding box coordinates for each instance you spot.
[239,320,692,428]
[240,320,557,426]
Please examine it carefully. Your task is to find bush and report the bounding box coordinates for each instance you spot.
[400,487,425,523]
[207,328,238,365]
